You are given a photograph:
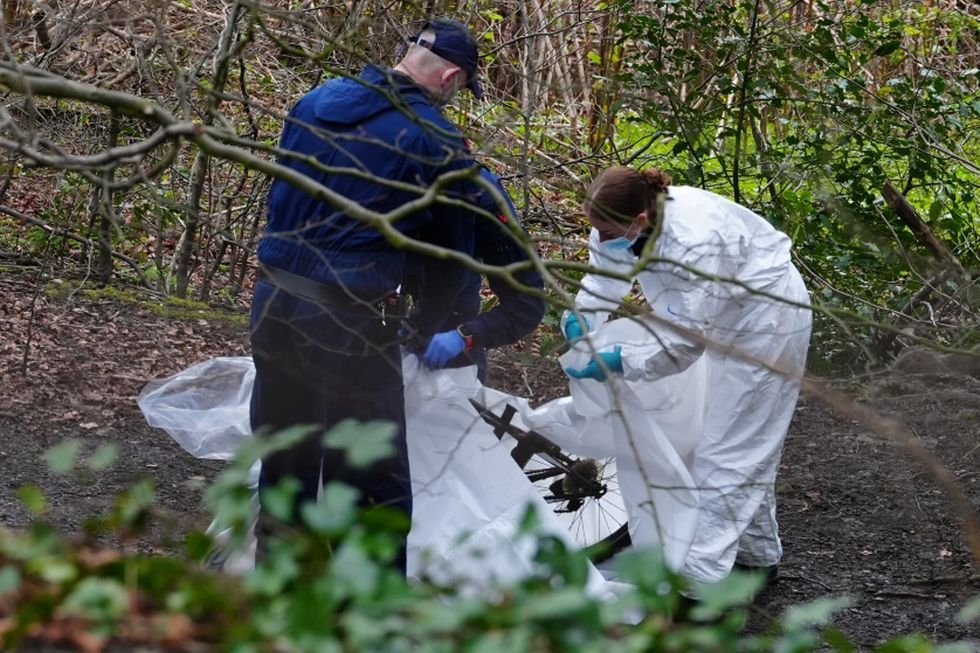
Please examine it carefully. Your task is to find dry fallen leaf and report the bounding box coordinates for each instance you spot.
[76,547,123,568]
[79,422,99,430]
[939,548,953,558]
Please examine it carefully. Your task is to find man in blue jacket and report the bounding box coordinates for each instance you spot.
[250,19,486,572]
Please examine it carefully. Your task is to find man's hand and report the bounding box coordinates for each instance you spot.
[421,330,466,369]
[564,313,590,341]
[564,346,623,382]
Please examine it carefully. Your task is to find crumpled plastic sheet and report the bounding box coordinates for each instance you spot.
[138,353,657,598]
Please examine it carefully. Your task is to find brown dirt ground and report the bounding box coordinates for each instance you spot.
[1,266,978,649]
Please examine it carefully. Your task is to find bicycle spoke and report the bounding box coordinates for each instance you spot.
[469,401,631,557]
[525,454,627,550]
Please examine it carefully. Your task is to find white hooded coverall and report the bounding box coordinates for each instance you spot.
[567,185,812,584]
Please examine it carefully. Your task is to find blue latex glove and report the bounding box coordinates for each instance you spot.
[565,346,623,382]
[421,330,466,369]
[564,313,589,341]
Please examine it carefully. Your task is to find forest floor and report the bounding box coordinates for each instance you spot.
[1,265,979,650]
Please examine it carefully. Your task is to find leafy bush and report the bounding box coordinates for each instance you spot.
[2,431,977,652]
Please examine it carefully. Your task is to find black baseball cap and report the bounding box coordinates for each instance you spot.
[411,18,483,99]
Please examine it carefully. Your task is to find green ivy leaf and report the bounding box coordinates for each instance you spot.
[413,602,467,634]
[301,482,359,534]
[470,628,534,653]
[261,476,300,522]
[933,643,976,653]
[517,503,542,536]
[823,626,855,652]
[29,555,77,584]
[322,420,396,469]
[16,485,46,515]
[0,566,22,596]
[521,588,591,619]
[245,425,319,463]
[245,546,300,596]
[62,577,129,633]
[957,595,980,623]
[874,41,901,57]
[691,569,764,619]
[87,443,119,471]
[782,596,852,630]
[45,439,83,475]
[183,531,215,561]
[331,540,380,598]
[115,478,156,526]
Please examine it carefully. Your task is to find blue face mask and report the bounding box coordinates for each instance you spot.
[600,235,637,251]
[599,221,641,251]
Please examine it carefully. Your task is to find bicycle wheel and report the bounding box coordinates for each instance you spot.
[467,398,632,560]
[520,453,630,557]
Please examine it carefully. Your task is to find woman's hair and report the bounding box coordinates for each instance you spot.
[583,166,671,224]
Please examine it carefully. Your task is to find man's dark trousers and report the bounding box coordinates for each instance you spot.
[249,279,411,572]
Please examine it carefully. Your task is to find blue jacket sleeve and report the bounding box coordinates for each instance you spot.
[463,225,545,349]
[460,170,544,348]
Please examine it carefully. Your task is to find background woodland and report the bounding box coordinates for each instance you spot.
[0,0,976,374]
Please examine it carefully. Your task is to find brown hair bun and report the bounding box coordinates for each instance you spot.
[640,168,671,196]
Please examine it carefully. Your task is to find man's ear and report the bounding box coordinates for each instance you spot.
[441,66,462,88]
[636,211,649,227]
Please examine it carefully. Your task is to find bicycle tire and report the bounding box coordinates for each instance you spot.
[520,453,631,559]
[468,399,632,561]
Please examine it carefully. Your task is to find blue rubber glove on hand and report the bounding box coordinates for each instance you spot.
[421,330,466,369]
[565,346,623,382]
[564,313,590,341]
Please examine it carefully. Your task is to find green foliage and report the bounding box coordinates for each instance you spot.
[87,443,120,471]
[603,0,980,374]
[61,577,129,635]
[44,438,118,476]
[14,486,46,516]
[322,420,398,468]
[1,429,975,651]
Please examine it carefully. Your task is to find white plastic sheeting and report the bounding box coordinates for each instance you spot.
[401,356,614,596]
[137,355,622,598]
[138,357,255,460]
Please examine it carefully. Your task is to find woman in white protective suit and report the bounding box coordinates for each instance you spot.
[563,165,812,586]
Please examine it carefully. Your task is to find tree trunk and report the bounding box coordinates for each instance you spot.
[174,2,244,298]
[97,113,121,283]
